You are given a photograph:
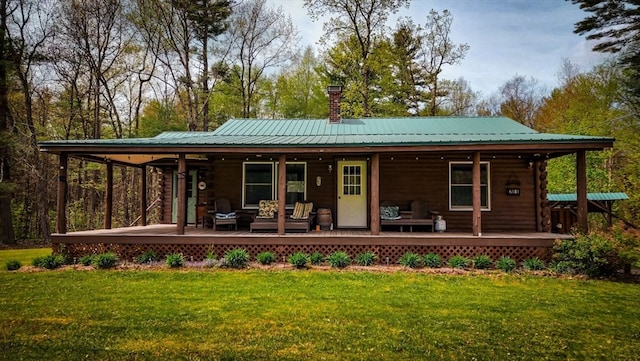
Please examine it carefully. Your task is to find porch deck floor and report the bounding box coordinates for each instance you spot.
[53,224,572,246]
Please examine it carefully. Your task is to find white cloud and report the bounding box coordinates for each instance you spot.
[267,0,607,96]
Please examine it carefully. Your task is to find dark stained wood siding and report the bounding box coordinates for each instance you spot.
[159,154,544,232]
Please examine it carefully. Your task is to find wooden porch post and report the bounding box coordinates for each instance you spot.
[56,153,68,234]
[140,165,147,226]
[177,154,186,235]
[370,153,380,235]
[576,150,588,232]
[472,152,482,236]
[104,161,113,229]
[278,154,286,235]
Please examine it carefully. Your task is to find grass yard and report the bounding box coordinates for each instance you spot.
[1,251,639,360]
[0,247,51,267]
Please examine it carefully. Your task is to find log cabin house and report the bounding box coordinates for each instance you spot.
[39,87,614,263]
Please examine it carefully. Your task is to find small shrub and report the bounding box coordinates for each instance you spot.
[225,248,249,269]
[399,252,421,268]
[448,255,469,269]
[204,250,217,261]
[6,260,21,271]
[328,251,351,268]
[165,253,185,268]
[422,253,442,268]
[92,252,119,269]
[309,251,325,265]
[495,256,517,272]
[472,255,492,270]
[355,251,376,266]
[32,254,65,270]
[256,251,276,265]
[135,249,158,264]
[79,254,95,266]
[288,252,309,269]
[552,232,620,277]
[522,257,545,271]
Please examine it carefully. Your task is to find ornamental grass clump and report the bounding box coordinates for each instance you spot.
[355,251,376,266]
[327,251,351,268]
[32,254,65,270]
[422,253,442,268]
[79,254,95,266]
[5,260,21,271]
[92,252,119,269]
[288,252,310,269]
[309,251,325,265]
[256,251,276,265]
[399,252,421,268]
[495,256,517,272]
[522,257,545,271]
[135,249,158,264]
[448,255,469,269]
[165,253,185,268]
[472,254,492,270]
[225,248,249,269]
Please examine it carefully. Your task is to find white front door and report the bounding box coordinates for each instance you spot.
[337,160,367,228]
[172,170,197,224]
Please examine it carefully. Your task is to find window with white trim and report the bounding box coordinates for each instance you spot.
[242,162,306,208]
[449,162,490,211]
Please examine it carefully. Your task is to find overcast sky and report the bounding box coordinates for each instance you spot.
[269,0,608,97]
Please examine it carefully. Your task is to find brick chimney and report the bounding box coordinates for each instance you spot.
[327,85,342,123]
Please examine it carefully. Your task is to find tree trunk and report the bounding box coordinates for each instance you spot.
[0,0,15,244]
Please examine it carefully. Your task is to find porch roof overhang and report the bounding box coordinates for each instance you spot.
[38,117,614,166]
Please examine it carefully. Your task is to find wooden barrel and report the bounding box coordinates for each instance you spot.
[317,208,332,230]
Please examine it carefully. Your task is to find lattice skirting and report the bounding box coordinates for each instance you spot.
[54,242,552,264]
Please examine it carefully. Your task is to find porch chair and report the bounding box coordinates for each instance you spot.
[212,198,237,231]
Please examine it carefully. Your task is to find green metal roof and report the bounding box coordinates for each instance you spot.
[40,117,614,148]
[548,192,629,202]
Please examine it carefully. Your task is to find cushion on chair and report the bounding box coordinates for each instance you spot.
[303,202,313,218]
[292,202,305,219]
[257,200,279,219]
[380,206,401,220]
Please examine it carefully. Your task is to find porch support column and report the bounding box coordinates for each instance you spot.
[370,153,380,235]
[140,165,147,226]
[56,153,68,234]
[176,154,187,235]
[104,161,113,229]
[576,150,588,232]
[472,152,482,236]
[278,154,286,235]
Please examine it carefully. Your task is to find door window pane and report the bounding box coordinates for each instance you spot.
[343,165,362,195]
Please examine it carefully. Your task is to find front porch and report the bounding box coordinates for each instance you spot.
[52,224,572,263]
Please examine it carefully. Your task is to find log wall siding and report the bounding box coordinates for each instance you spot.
[159,155,547,232]
[160,169,172,224]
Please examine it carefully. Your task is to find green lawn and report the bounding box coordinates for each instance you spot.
[0,247,51,267]
[1,251,639,360]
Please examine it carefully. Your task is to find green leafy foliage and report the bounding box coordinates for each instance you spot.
[32,254,65,270]
[5,260,21,271]
[204,250,218,261]
[399,252,421,268]
[288,252,309,269]
[225,248,249,269]
[422,253,442,268]
[327,251,351,268]
[135,250,159,264]
[92,253,119,269]
[472,255,492,270]
[355,251,376,266]
[552,231,621,277]
[79,254,95,266]
[448,255,469,269]
[522,257,546,271]
[495,256,517,273]
[165,253,185,268]
[309,251,325,265]
[256,251,276,265]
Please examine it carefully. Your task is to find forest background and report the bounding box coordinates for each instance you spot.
[0,0,638,244]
